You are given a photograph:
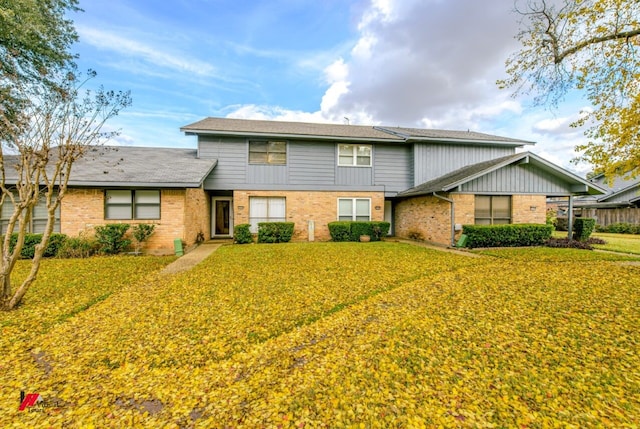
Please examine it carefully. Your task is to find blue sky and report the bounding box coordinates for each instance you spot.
[71,0,593,175]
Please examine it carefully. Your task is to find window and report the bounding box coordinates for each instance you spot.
[249,141,287,165]
[249,197,286,232]
[0,192,60,234]
[338,144,372,166]
[105,190,160,220]
[338,198,371,221]
[475,195,511,225]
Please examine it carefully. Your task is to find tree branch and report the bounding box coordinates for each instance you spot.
[554,28,640,64]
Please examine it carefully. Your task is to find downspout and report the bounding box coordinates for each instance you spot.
[433,192,455,247]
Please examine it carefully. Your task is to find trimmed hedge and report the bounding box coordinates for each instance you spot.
[595,222,640,235]
[7,233,68,259]
[328,221,390,242]
[234,224,253,244]
[572,218,596,241]
[461,224,553,248]
[257,222,294,243]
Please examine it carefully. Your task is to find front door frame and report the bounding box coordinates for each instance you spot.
[211,197,234,238]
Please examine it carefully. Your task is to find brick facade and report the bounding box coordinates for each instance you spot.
[395,193,547,246]
[512,195,547,224]
[61,188,206,255]
[233,190,385,241]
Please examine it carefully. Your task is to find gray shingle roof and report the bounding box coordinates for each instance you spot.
[181,117,533,146]
[181,117,402,141]
[69,146,216,187]
[4,146,217,188]
[375,126,534,145]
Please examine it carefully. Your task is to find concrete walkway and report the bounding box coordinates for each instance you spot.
[160,241,229,275]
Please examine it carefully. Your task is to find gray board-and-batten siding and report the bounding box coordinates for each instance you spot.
[198,137,414,195]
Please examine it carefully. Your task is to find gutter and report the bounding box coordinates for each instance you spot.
[433,192,456,247]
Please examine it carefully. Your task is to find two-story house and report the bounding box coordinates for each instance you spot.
[1,117,605,253]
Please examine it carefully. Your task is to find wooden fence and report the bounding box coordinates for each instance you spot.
[575,207,640,226]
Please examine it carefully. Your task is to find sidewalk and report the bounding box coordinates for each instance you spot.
[160,241,228,275]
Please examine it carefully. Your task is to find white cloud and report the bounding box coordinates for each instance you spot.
[77,26,217,77]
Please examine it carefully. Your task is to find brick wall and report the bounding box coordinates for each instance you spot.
[61,188,191,254]
[184,187,210,246]
[233,190,385,241]
[395,193,547,246]
[512,195,547,224]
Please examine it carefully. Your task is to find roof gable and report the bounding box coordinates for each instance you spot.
[397,152,606,198]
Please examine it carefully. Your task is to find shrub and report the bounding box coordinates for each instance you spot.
[132,224,156,253]
[545,209,557,229]
[257,222,294,243]
[7,233,68,259]
[545,237,594,250]
[572,218,596,241]
[95,224,131,255]
[596,222,640,234]
[328,221,391,242]
[57,234,99,258]
[234,224,253,244]
[407,230,424,241]
[461,224,553,248]
[328,222,352,242]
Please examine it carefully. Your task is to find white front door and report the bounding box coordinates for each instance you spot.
[212,197,233,237]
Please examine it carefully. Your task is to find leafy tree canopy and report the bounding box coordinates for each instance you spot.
[499,0,640,181]
[0,0,80,136]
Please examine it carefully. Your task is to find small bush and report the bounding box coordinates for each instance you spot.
[407,230,424,241]
[328,221,390,242]
[545,209,557,229]
[234,224,253,244]
[545,237,594,250]
[461,224,553,248]
[257,222,294,243]
[572,218,596,241]
[132,224,156,253]
[7,233,68,259]
[596,223,640,234]
[328,222,352,242]
[95,224,131,255]
[57,234,99,258]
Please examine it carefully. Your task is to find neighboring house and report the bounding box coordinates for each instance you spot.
[0,118,606,253]
[2,147,217,254]
[550,172,640,226]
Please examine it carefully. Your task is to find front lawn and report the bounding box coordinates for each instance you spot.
[2,243,639,427]
[553,230,640,254]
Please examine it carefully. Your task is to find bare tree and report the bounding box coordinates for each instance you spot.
[0,70,131,310]
[499,0,640,179]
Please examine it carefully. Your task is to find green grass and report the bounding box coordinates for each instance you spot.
[592,232,640,254]
[553,230,640,254]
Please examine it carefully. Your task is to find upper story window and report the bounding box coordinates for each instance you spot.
[249,141,287,165]
[475,195,511,225]
[338,144,372,167]
[105,190,160,220]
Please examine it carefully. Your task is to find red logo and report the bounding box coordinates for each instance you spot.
[19,392,43,411]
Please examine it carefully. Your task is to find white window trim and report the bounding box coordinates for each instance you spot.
[337,144,372,167]
[337,198,372,221]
